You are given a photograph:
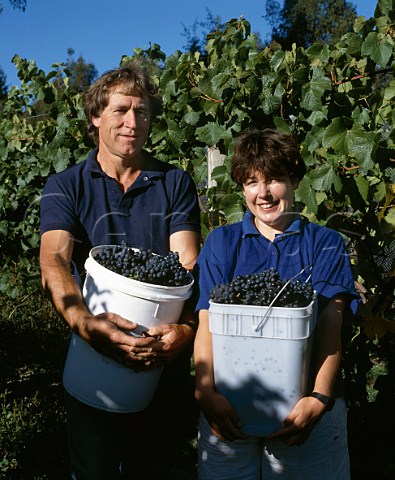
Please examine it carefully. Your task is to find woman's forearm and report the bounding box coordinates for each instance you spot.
[311,296,346,396]
[194,309,216,399]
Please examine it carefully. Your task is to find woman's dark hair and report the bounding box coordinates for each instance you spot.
[83,60,162,145]
[231,128,306,185]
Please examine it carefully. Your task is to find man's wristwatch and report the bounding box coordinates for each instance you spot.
[309,392,335,411]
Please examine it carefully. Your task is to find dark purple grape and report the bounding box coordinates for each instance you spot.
[209,269,314,307]
[93,243,191,287]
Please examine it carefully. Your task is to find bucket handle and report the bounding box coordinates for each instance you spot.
[254,265,313,333]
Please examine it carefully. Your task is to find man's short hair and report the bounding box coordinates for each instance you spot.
[84,60,162,145]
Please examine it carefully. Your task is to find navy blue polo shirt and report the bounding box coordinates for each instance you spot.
[40,149,201,277]
[195,211,358,314]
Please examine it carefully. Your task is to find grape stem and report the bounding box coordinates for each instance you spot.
[254,264,313,332]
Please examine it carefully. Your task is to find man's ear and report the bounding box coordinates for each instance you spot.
[92,116,101,128]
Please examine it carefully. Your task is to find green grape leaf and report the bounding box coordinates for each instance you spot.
[361,32,393,67]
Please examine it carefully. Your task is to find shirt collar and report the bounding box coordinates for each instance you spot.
[84,148,165,180]
[242,211,259,237]
[241,210,303,238]
[85,148,102,174]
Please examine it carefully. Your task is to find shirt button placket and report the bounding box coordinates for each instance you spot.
[270,244,280,270]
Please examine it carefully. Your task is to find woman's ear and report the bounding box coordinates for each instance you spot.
[292,177,300,190]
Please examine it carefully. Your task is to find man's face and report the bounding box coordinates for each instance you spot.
[92,87,150,162]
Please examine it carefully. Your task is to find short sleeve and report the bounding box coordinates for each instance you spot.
[310,228,359,314]
[40,174,78,236]
[167,170,201,235]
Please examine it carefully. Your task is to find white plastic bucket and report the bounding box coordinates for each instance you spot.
[209,299,318,436]
[63,246,194,413]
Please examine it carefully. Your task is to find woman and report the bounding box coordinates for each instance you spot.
[193,128,359,479]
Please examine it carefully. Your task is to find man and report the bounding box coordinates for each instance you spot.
[40,61,200,479]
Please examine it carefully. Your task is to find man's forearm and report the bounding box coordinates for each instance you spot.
[178,296,199,337]
[41,262,90,333]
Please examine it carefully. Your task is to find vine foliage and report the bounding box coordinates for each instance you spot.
[0,0,394,310]
[0,1,394,476]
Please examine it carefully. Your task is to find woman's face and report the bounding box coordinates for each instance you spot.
[242,172,299,235]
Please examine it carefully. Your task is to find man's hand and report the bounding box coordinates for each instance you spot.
[145,323,195,365]
[77,313,159,370]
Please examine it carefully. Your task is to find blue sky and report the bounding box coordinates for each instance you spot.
[1,0,377,88]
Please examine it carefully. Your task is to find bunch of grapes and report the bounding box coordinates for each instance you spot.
[93,243,191,287]
[210,267,314,307]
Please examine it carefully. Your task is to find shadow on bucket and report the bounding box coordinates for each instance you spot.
[216,373,296,437]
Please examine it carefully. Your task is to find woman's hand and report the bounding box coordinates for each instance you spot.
[266,396,326,446]
[197,390,248,441]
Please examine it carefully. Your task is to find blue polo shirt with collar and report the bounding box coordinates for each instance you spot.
[40,149,201,278]
[195,210,358,314]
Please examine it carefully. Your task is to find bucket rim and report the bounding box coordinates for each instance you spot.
[209,298,316,312]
